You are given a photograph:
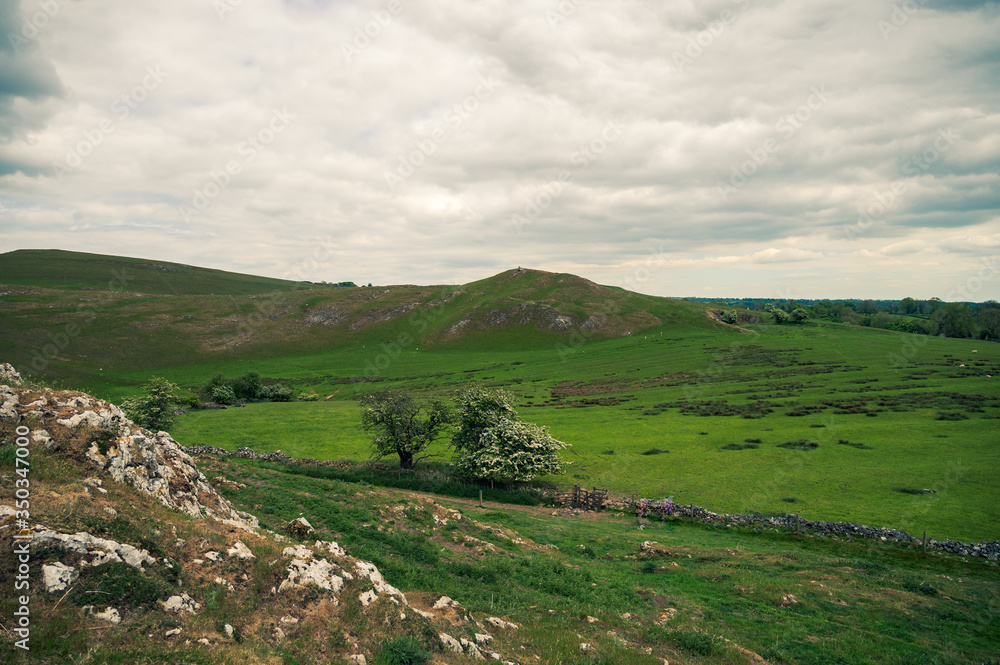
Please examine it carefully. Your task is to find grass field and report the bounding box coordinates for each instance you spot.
[168,323,1000,543]
[3,252,998,543]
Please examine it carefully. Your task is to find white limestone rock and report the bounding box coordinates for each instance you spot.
[0,363,23,386]
[279,549,344,594]
[227,540,255,560]
[33,529,155,569]
[161,593,201,614]
[0,385,19,424]
[42,562,78,593]
[83,606,121,624]
[484,617,519,630]
[355,560,407,604]
[439,633,463,653]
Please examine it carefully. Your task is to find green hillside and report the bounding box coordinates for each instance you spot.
[0,248,325,295]
[0,255,720,387]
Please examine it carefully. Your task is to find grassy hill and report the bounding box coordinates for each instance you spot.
[0,255,720,388]
[0,249,325,295]
[1,251,997,543]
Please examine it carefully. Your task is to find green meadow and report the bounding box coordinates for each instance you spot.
[169,323,1000,543]
[3,249,997,542]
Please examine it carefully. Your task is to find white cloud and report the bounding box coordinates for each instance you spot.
[0,0,998,299]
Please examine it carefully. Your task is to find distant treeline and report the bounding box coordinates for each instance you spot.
[698,297,1000,340]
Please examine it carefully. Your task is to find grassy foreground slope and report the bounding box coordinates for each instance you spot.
[4,408,997,665]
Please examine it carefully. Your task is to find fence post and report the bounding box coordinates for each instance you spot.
[479,490,483,507]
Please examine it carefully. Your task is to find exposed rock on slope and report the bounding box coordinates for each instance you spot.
[0,364,518,663]
[3,368,257,531]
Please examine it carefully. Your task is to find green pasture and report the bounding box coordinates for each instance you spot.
[168,322,1000,543]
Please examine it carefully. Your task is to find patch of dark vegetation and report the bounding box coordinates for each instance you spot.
[705,344,800,368]
[640,448,669,455]
[656,399,776,418]
[809,423,826,428]
[263,462,548,506]
[786,404,828,416]
[781,497,799,503]
[562,396,635,408]
[935,411,969,421]
[901,578,939,596]
[69,562,170,611]
[776,439,819,450]
[600,449,616,455]
[836,439,873,450]
[373,635,433,665]
[894,487,936,495]
[720,443,759,451]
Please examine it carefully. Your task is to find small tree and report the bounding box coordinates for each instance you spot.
[451,386,568,482]
[772,308,789,324]
[121,377,181,432]
[789,308,810,324]
[359,389,450,469]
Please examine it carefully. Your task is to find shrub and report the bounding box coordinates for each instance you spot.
[373,635,432,665]
[640,448,669,455]
[121,377,181,431]
[211,384,237,405]
[665,630,720,656]
[69,562,168,610]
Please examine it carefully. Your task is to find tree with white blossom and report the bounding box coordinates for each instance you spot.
[451,386,568,482]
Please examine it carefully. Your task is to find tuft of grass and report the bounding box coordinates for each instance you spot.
[373,635,433,665]
[639,448,669,455]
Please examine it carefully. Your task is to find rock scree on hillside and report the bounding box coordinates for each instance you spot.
[0,363,521,663]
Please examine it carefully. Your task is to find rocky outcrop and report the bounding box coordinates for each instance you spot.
[0,372,258,532]
[33,528,156,569]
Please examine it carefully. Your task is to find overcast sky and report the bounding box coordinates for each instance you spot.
[1,0,999,299]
